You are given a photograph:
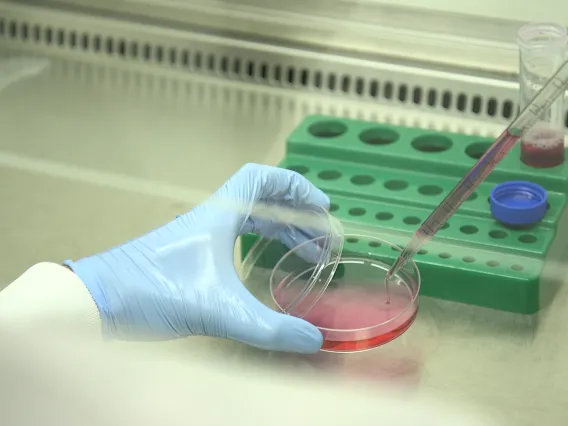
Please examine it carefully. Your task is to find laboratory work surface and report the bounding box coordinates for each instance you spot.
[0,49,567,426]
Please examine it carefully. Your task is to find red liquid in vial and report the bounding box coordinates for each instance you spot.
[521,129,565,168]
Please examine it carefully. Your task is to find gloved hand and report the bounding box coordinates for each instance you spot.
[65,163,331,354]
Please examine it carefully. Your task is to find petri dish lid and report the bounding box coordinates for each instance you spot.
[240,205,343,319]
[270,208,343,319]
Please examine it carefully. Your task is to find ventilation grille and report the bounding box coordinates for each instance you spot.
[0,6,566,131]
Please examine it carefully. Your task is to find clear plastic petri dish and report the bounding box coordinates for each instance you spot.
[239,205,343,318]
[270,234,420,353]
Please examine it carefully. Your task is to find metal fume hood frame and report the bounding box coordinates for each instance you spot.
[15,0,530,74]
[0,0,566,134]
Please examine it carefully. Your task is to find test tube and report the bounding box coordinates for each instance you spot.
[517,23,567,168]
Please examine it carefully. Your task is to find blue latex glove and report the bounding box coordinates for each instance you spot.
[65,163,331,354]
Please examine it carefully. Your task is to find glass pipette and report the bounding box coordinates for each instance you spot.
[386,59,568,282]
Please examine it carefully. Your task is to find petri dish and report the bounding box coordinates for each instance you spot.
[239,205,343,318]
[270,234,420,353]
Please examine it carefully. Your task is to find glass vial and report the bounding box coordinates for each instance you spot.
[517,23,567,168]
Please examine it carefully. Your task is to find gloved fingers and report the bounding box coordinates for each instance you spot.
[278,200,343,264]
[229,311,324,354]
[241,202,329,237]
[231,164,340,264]
[229,163,329,215]
[278,227,329,265]
[246,163,330,210]
[223,279,323,354]
[247,164,330,225]
[243,208,337,265]
[208,164,329,240]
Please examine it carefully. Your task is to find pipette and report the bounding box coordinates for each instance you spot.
[386,59,568,282]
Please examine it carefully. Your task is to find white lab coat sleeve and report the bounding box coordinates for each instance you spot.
[0,262,101,337]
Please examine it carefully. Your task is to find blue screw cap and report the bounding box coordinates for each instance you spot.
[490,181,548,227]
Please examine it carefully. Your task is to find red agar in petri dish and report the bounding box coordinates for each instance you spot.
[301,285,418,352]
[269,234,420,353]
